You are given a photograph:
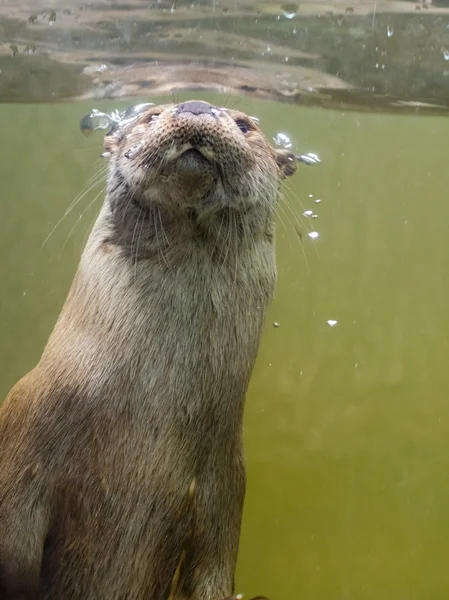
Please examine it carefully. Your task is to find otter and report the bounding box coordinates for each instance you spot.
[0,100,297,599]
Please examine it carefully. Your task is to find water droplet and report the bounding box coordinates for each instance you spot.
[327,319,338,327]
[303,210,313,216]
[122,102,154,120]
[311,214,318,219]
[83,64,110,75]
[273,322,280,328]
[284,56,290,62]
[314,198,321,204]
[444,50,449,60]
[297,152,321,165]
[387,25,394,37]
[125,142,143,159]
[308,194,313,198]
[292,27,297,34]
[80,103,155,137]
[281,3,298,19]
[266,45,272,53]
[273,132,293,149]
[308,231,319,240]
[80,109,113,136]
[101,151,111,159]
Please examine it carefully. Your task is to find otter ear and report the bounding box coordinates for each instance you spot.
[275,150,297,178]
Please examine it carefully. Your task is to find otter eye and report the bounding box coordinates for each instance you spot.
[235,119,251,134]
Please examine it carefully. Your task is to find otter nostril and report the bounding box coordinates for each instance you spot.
[177,101,217,116]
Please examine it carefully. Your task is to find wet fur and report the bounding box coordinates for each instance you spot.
[0,101,296,599]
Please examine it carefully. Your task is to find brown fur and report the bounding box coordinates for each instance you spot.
[0,101,296,600]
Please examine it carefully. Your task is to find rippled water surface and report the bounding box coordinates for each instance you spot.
[1,95,449,597]
[2,0,449,113]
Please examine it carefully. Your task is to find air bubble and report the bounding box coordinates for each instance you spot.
[444,50,449,60]
[80,102,154,137]
[80,109,113,136]
[297,152,321,165]
[273,132,293,149]
[122,103,154,121]
[327,320,338,327]
[125,142,143,159]
[308,231,319,240]
[281,3,298,19]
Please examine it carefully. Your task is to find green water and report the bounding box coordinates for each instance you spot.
[1,98,449,598]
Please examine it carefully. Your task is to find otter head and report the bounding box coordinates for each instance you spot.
[102,100,297,257]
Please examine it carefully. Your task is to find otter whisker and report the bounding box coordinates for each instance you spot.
[41,164,108,249]
[218,212,233,272]
[152,205,172,274]
[208,212,225,264]
[266,174,313,266]
[281,177,309,218]
[131,210,145,283]
[229,96,244,109]
[283,194,319,260]
[231,213,240,293]
[59,186,107,256]
[157,205,173,272]
[277,200,310,273]
[221,94,231,109]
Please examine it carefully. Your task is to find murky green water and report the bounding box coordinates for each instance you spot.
[1,97,449,598]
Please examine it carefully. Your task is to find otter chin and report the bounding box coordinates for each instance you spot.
[0,100,297,600]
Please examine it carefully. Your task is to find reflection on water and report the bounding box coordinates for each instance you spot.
[1,96,449,597]
[1,0,449,112]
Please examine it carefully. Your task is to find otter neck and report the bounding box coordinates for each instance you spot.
[43,205,276,439]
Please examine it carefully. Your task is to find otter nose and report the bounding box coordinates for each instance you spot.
[177,101,216,116]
